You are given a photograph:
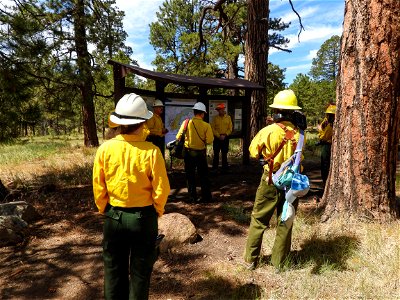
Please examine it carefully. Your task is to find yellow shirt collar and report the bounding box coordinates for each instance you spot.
[114,133,146,142]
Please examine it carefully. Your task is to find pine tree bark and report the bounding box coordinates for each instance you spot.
[74,0,99,147]
[244,0,268,138]
[322,0,400,222]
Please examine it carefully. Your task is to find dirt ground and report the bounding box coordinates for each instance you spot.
[0,158,324,300]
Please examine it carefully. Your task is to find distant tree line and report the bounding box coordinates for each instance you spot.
[289,35,340,127]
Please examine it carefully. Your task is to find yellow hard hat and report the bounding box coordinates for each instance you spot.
[325,104,336,114]
[269,89,301,110]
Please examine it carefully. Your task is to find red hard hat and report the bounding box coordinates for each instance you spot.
[216,103,226,110]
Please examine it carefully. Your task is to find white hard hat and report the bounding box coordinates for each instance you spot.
[193,102,207,113]
[109,93,153,126]
[153,99,164,107]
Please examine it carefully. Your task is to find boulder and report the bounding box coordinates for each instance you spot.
[0,215,28,246]
[0,201,41,222]
[0,201,41,247]
[158,213,198,253]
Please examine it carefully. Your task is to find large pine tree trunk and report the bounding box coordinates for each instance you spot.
[245,0,268,138]
[322,0,400,222]
[74,0,99,147]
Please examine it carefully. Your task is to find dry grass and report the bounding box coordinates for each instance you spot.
[1,136,399,299]
[214,214,400,299]
[0,136,96,189]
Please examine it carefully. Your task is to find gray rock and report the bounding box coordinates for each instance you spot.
[0,201,41,222]
[0,201,41,247]
[0,215,28,246]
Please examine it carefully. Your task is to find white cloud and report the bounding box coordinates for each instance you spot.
[286,63,311,71]
[269,0,288,12]
[116,0,164,69]
[306,49,318,60]
[116,0,163,36]
[281,25,342,52]
[280,6,319,24]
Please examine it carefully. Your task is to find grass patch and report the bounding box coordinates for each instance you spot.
[0,135,96,188]
[222,204,251,224]
[0,140,70,165]
[304,131,321,158]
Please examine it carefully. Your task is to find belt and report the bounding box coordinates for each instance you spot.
[185,147,205,152]
[109,205,154,213]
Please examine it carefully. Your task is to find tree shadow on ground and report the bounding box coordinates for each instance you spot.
[0,238,103,299]
[152,252,262,300]
[291,235,359,274]
[258,235,359,274]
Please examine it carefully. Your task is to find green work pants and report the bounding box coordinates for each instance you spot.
[103,205,158,300]
[244,170,298,268]
[184,148,212,201]
[321,143,332,186]
[212,138,229,169]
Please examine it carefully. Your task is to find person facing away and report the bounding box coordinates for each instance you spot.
[317,104,336,187]
[211,103,233,172]
[146,99,169,154]
[93,93,170,300]
[244,89,305,271]
[176,102,214,203]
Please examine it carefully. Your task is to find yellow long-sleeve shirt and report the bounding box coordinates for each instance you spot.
[176,116,214,150]
[318,118,333,143]
[249,121,304,172]
[211,114,233,137]
[146,114,165,137]
[92,133,170,216]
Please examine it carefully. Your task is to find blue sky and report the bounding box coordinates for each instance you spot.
[115,0,344,85]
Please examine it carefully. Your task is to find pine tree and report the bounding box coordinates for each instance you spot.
[0,0,131,144]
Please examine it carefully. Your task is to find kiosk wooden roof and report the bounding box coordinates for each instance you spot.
[108,59,264,164]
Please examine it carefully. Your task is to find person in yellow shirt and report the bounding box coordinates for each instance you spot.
[176,102,214,203]
[244,89,305,271]
[146,99,169,154]
[211,103,233,172]
[93,93,170,300]
[318,104,336,187]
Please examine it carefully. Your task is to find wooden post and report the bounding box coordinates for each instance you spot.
[156,81,167,157]
[242,89,251,165]
[113,64,126,105]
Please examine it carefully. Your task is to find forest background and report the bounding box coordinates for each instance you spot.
[0,0,338,143]
[1,0,398,221]
[1,0,400,235]
[0,0,399,298]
